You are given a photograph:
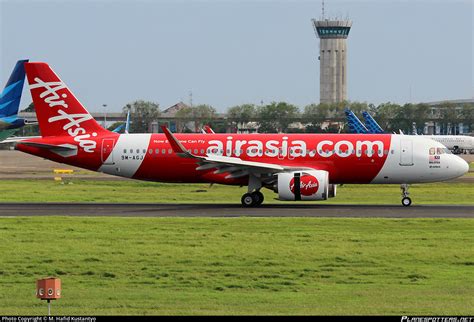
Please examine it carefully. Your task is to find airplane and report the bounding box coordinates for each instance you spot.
[344,109,369,134]
[201,125,215,134]
[346,109,474,154]
[9,62,469,207]
[361,111,384,134]
[112,109,131,134]
[0,59,32,141]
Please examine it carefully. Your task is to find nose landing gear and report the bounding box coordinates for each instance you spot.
[400,184,412,207]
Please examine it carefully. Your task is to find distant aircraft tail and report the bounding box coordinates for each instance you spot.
[125,109,130,134]
[25,62,110,137]
[362,111,384,134]
[344,108,368,134]
[203,125,215,134]
[0,59,29,117]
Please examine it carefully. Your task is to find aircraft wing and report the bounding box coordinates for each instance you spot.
[161,126,307,179]
[0,129,20,142]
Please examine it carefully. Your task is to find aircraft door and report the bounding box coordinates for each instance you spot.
[399,139,414,166]
[101,139,115,165]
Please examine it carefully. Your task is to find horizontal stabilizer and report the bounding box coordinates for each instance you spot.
[19,142,78,157]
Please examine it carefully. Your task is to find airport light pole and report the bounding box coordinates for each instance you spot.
[103,104,107,129]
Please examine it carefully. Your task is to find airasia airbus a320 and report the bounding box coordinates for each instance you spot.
[9,62,469,207]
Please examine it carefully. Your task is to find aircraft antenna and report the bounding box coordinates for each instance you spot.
[322,0,325,19]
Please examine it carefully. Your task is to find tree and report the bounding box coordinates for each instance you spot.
[374,102,402,133]
[411,103,430,134]
[257,102,299,133]
[123,100,160,133]
[227,104,256,131]
[303,103,325,133]
[175,104,217,132]
[439,102,458,134]
[21,102,35,113]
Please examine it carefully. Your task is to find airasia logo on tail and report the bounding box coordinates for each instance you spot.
[290,174,319,196]
[29,77,97,153]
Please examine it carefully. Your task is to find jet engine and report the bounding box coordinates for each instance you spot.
[277,170,331,201]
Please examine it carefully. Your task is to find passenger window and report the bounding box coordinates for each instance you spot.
[437,148,444,155]
[143,149,146,154]
[429,148,435,155]
[169,149,173,154]
[148,149,153,154]
[162,149,166,154]
[155,149,160,154]
[130,149,133,154]
[123,149,127,154]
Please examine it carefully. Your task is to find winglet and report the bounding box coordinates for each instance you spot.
[161,125,194,158]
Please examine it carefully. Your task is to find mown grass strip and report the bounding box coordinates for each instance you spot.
[0,217,473,315]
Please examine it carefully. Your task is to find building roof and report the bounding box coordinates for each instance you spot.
[424,98,474,106]
[161,102,191,117]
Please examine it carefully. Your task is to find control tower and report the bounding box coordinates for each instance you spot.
[312,17,352,104]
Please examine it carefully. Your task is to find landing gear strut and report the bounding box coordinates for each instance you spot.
[241,174,264,207]
[241,191,264,207]
[400,184,412,207]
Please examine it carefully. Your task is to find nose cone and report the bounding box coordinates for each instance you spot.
[453,156,469,178]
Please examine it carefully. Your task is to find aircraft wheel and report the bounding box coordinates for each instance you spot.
[241,193,255,207]
[402,197,412,207]
[252,191,264,206]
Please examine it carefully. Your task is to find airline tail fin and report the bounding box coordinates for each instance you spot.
[0,59,29,117]
[344,108,368,134]
[362,111,384,134]
[125,109,130,134]
[203,125,215,134]
[25,62,109,137]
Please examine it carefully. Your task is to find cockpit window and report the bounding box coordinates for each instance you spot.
[430,147,451,155]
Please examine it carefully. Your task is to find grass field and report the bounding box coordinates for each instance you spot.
[0,217,473,315]
[0,178,472,315]
[0,179,472,205]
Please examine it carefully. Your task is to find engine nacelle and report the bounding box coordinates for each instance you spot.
[277,170,329,201]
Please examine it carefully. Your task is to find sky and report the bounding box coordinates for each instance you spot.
[1,0,473,113]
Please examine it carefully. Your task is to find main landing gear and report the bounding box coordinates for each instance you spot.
[241,174,265,207]
[400,184,412,207]
[241,191,264,207]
